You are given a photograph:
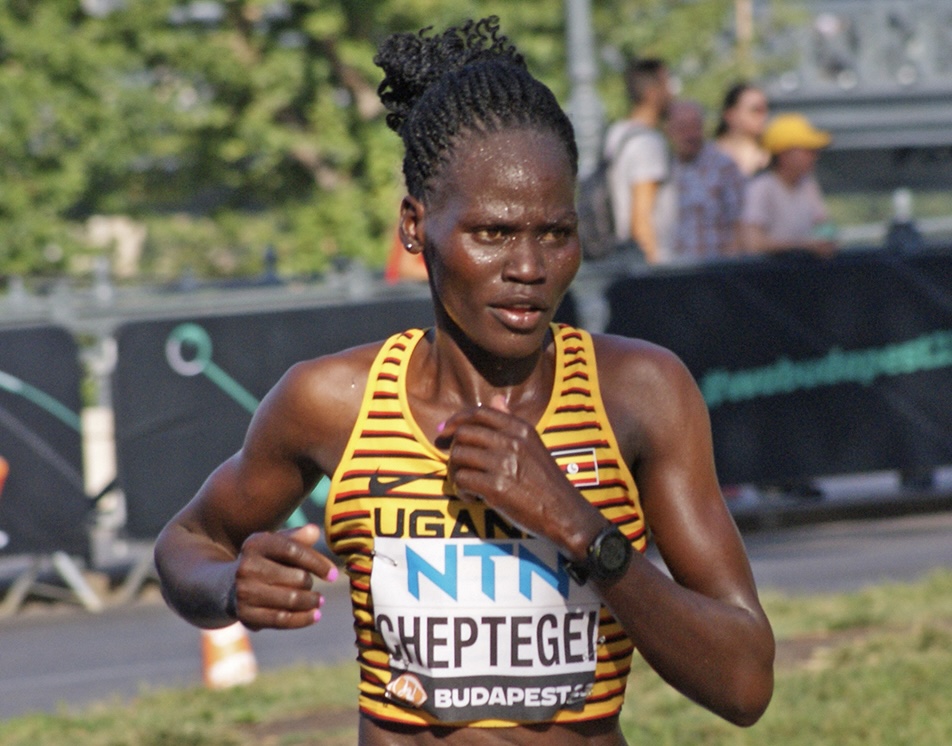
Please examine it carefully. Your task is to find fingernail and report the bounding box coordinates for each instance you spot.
[319,594,325,608]
[313,609,322,623]
[437,420,445,433]
[327,566,339,583]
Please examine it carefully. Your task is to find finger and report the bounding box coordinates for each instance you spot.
[280,523,339,582]
[243,579,323,614]
[452,486,483,504]
[258,526,334,580]
[242,602,325,631]
[283,523,321,548]
[234,562,331,630]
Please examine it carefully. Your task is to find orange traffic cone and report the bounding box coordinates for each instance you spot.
[0,457,8,551]
[201,621,258,689]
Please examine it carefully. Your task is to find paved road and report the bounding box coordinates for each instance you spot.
[2,509,952,721]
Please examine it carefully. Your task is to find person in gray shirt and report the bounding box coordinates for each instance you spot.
[605,58,673,265]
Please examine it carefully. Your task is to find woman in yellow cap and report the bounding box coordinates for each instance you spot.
[740,112,837,257]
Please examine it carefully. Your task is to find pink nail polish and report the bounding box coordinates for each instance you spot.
[327,566,339,583]
[437,420,445,433]
[319,594,326,607]
[313,609,322,623]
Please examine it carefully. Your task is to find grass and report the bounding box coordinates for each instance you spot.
[2,570,952,745]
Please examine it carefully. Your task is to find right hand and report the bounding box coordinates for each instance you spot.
[231,523,338,630]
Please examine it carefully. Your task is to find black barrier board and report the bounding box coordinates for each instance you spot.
[113,298,435,540]
[0,326,89,556]
[606,250,952,485]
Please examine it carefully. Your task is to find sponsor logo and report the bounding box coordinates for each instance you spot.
[699,329,952,408]
[433,682,592,710]
[368,469,440,497]
[386,672,428,708]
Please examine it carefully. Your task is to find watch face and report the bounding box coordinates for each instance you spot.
[599,533,630,571]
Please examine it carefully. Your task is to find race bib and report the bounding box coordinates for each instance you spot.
[371,536,601,722]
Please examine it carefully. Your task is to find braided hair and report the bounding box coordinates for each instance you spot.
[374,16,578,202]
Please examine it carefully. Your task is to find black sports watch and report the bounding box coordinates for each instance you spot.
[566,524,632,585]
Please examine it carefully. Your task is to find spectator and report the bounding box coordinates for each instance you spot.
[605,58,675,265]
[715,82,771,178]
[740,113,837,257]
[665,99,745,263]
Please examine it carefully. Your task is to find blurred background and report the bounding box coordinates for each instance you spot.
[0,0,950,286]
[1,0,951,618]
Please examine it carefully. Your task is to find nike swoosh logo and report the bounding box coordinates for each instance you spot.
[368,469,440,497]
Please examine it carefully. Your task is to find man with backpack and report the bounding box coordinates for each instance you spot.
[603,58,674,265]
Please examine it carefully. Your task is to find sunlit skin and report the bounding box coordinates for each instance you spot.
[155,127,774,746]
[402,128,580,391]
[726,87,769,140]
[716,86,770,177]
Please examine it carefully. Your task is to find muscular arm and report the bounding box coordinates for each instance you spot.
[594,338,774,725]
[154,350,373,630]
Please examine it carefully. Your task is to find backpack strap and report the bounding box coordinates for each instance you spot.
[605,122,648,164]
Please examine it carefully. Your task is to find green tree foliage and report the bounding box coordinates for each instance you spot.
[0,0,756,280]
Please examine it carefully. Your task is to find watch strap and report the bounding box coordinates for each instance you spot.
[566,523,631,585]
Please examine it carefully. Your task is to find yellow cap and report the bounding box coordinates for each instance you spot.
[761,113,831,154]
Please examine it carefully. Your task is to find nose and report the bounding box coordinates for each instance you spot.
[502,237,546,284]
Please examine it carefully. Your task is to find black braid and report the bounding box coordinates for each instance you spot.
[375,16,578,201]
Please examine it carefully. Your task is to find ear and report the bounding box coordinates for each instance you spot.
[399,195,425,255]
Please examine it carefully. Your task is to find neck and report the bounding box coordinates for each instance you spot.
[422,322,554,417]
[775,166,804,188]
[630,103,660,128]
[720,131,755,144]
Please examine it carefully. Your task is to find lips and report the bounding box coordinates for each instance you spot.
[490,298,548,331]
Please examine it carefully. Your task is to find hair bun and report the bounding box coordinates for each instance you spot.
[374,16,524,134]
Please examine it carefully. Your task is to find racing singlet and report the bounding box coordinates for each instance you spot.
[324,325,647,727]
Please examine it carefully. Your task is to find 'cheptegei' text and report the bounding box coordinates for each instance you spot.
[371,536,601,721]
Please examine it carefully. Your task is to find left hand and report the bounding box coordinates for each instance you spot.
[436,395,602,555]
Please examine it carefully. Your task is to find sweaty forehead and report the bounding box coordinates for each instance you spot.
[431,128,573,206]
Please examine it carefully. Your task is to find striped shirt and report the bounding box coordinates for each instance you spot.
[325,325,646,728]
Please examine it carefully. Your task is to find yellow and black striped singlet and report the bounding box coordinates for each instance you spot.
[325,325,646,728]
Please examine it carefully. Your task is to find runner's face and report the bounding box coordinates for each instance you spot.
[420,128,580,360]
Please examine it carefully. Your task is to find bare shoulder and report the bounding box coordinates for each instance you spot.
[590,333,707,459]
[247,340,386,473]
[591,332,697,399]
[274,340,384,412]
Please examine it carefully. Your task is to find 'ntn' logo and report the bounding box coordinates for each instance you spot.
[404,542,571,602]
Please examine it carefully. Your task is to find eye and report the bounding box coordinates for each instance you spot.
[538,225,574,246]
[473,226,510,243]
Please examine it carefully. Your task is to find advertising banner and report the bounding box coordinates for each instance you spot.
[606,250,952,484]
[113,298,434,539]
[0,326,89,556]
